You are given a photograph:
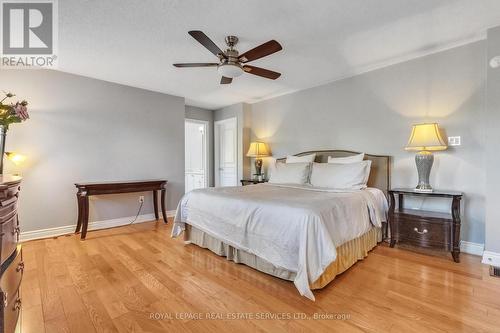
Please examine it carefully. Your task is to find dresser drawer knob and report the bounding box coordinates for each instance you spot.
[413,227,428,235]
[12,226,20,236]
[16,261,24,273]
[13,297,21,311]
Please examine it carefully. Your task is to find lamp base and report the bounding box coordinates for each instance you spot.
[252,174,264,181]
[415,151,434,192]
[254,158,263,176]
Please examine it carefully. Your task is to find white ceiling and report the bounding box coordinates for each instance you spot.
[58,0,500,109]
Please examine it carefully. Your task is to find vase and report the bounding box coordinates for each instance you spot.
[0,126,6,174]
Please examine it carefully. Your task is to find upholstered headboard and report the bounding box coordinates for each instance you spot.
[276,150,391,194]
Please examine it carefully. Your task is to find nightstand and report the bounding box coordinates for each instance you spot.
[388,188,463,262]
[240,179,268,186]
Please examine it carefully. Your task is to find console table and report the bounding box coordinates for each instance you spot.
[75,180,168,240]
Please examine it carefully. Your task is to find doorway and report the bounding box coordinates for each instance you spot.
[214,117,238,187]
[185,119,209,192]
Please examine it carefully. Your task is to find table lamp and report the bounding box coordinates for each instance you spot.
[405,123,447,192]
[246,142,270,178]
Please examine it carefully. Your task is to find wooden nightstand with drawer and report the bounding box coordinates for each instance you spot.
[0,176,23,333]
[388,188,463,263]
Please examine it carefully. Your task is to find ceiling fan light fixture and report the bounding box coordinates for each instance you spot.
[217,63,244,78]
[175,31,282,84]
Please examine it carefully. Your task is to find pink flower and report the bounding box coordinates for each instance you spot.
[13,101,29,120]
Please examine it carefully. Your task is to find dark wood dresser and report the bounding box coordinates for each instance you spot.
[388,188,463,262]
[0,176,22,333]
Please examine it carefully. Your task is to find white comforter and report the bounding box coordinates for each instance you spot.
[172,184,388,300]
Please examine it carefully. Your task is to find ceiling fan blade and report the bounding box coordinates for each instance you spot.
[220,76,232,84]
[173,63,219,67]
[243,65,281,80]
[188,30,226,58]
[239,40,282,63]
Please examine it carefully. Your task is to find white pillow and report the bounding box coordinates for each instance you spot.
[268,162,311,184]
[310,161,372,189]
[328,153,364,164]
[267,157,278,178]
[286,153,316,163]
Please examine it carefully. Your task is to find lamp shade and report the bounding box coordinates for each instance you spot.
[246,142,270,157]
[405,123,447,151]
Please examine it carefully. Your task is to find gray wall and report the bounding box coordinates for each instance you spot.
[2,69,185,233]
[214,103,252,182]
[249,41,486,245]
[185,105,214,186]
[485,27,500,252]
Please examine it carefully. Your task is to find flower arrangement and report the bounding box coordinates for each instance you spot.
[0,91,29,174]
[0,92,29,129]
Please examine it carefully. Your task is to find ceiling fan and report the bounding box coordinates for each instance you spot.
[173,30,282,84]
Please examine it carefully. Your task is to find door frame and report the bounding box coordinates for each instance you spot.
[185,118,209,189]
[214,117,238,187]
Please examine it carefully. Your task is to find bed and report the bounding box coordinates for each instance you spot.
[172,150,390,300]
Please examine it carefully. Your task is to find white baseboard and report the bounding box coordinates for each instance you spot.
[20,210,176,242]
[460,241,484,256]
[21,214,489,258]
[482,251,500,267]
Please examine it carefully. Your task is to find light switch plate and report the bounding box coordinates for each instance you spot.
[448,136,461,146]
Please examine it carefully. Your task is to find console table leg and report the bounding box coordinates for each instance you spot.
[75,194,83,233]
[388,192,396,248]
[81,195,90,240]
[160,189,168,223]
[451,197,462,263]
[153,190,159,220]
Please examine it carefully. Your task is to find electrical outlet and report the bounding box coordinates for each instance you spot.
[138,195,145,203]
[448,136,461,146]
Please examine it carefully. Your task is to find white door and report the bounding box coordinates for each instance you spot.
[185,119,208,192]
[215,117,237,187]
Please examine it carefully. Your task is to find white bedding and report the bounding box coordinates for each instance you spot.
[172,183,388,300]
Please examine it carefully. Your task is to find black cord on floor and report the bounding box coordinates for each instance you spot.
[129,200,144,225]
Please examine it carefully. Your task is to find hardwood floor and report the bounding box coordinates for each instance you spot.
[21,219,500,333]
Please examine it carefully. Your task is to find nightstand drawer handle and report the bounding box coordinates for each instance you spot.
[13,297,21,311]
[16,261,24,273]
[12,226,20,236]
[413,227,428,235]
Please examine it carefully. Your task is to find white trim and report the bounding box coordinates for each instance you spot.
[56,32,489,112]
[482,251,500,267]
[20,210,176,242]
[185,118,210,189]
[214,117,238,187]
[246,33,487,105]
[214,117,238,125]
[21,210,489,258]
[460,241,484,256]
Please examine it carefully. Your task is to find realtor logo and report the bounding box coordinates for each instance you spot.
[1,0,57,68]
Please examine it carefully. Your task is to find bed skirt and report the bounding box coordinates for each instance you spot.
[184,224,382,289]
